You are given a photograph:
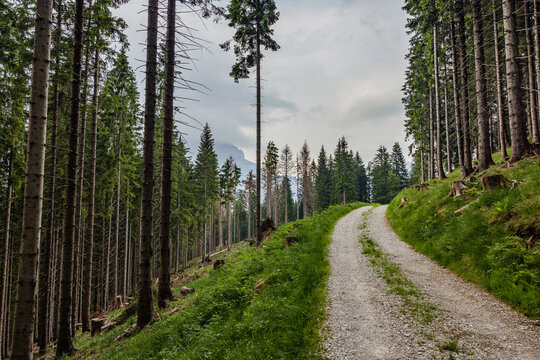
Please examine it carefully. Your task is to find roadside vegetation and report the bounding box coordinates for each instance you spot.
[57,203,365,360]
[387,156,540,318]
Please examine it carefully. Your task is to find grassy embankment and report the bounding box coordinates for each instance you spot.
[387,154,539,318]
[59,202,366,360]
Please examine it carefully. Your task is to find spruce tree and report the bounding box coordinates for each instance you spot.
[221,0,279,243]
[390,142,409,190]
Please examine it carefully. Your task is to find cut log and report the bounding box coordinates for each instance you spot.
[114,323,137,342]
[213,259,225,269]
[415,183,432,191]
[253,278,266,292]
[481,174,507,190]
[180,286,194,295]
[450,181,468,197]
[398,197,409,209]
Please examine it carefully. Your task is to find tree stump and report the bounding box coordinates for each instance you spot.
[213,259,225,269]
[91,318,105,336]
[261,218,275,233]
[481,174,507,190]
[415,183,432,191]
[450,181,468,197]
[284,236,297,248]
[116,295,123,309]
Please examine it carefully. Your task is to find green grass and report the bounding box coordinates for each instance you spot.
[358,209,439,325]
[387,156,540,318]
[65,202,366,360]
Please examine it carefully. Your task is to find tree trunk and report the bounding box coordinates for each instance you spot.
[138,0,159,328]
[56,0,84,353]
[434,24,446,179]
[525,1,540,144]
[533,0,540,144]
[472,0,494,170]
[219,201,223,247]
[37,0,62,350]
[1,152,14,358]
[114,131,121,303]
[451,20,465,177]
[158,0,176,309]
[256,22,262,244]
[227,201,232,250]
[105,206,112,307]
[502,0,531,162]
[81,43,99,332]
[457,0,473,175]
[444,82,452,173]
[493,0,508,160]
[429,88,434,179]
[10,0,54,357]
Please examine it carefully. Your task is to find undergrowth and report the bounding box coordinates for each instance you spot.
[387,156,540,318]
[63,203,366,360]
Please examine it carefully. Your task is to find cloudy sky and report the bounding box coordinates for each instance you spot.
[114,0,410,164]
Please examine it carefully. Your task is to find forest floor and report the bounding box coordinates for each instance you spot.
[324,206,540,360]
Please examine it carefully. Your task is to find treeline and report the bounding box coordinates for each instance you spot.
[403,0,540,183]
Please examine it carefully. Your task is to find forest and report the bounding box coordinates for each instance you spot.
[0,0,412,358]
[1,0,539,359]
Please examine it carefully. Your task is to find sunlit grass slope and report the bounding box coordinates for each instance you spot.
[387,155,539,317]
[63,202,366,360]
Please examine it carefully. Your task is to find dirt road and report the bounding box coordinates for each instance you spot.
[324,206,539,360]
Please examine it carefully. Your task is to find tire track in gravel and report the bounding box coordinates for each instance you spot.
[325,206,540,360]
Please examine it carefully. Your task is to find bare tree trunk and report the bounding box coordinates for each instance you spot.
[533,0,540,144]
[444,80,452,173]
[219,201,223,247]
[123,194,130,300]
[71,44,90,338]
[472,0,494,170]
[503,0,531,162]
[81,43,99,332]
[525,1,540,144]
[138,0,159,328]
[37,0,62,351]
[434,24,446,179]
[429,88,434,179]
[56,0,85,353]
[10,0,54,357]
[105,206,112,308]
[158,0,176,309]
[256,23,262,244]
[113,131,121,303]
[457,0,473,175]
[493,0,508,160]
[227,201,232,250]
[451,20,465,177]
[1,152,14,358]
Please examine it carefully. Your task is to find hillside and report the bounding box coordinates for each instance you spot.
[50,203,366,360]
[386,156,540,318]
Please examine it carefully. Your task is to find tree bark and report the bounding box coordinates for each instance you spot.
[256,18,262,244]
[525,1,540,144]
[502,0,531,162]
[472,0,494,170]
[138,0,159,328]
[81,43,99,332]
[429,88,434,179]
[114,130,121,303]
[10,0,54,357]
[451,20,465,177]
[493,0,508,160]
[1,152,14,358]
[434,24,446,179]
[457,0,473,175]
[158,0,175,308]
[533,0,540,144]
